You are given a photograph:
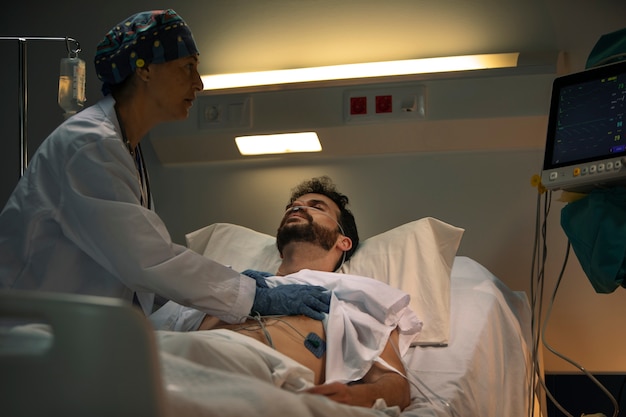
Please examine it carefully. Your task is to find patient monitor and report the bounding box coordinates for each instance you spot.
[541,60,626,192]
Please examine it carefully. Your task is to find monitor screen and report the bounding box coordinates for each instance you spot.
[541,61,626,191]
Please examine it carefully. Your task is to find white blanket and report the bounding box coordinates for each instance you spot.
[157,329,316,391]
[265,269,422,383]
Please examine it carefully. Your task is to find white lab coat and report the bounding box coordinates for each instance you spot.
[0,95,255,324]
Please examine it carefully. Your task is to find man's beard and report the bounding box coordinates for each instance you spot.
[276,215,339,255]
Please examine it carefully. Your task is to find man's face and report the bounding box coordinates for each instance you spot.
[276,193,342,254]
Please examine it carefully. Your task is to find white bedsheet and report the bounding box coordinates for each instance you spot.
[401,256,533,417]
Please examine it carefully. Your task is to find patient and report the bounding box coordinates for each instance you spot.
[196,176,413,410]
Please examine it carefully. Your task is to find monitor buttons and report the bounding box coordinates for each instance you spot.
[589,165,597,174]
[573,168,581,177]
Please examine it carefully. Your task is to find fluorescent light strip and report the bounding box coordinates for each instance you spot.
[202,53,519,90]
[235,132,322,156]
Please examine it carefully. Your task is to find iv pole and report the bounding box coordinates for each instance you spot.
[0,36,81,178]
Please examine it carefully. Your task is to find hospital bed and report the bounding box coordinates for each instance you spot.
[1,217,536,417]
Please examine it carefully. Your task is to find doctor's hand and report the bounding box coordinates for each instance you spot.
[251,285,330,321]
[241,269,272,288]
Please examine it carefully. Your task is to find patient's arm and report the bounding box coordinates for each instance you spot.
[304,329,410,410]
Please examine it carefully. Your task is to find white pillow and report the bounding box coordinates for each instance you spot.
[185,217,463,346]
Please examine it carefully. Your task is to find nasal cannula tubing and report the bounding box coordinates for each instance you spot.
[285,205,346,236]
[284,205,347,271]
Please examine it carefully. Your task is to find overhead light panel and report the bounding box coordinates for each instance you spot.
[235,132,322,156]
[202,52,520,90]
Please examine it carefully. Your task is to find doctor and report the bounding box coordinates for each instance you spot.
[0,9,329,324]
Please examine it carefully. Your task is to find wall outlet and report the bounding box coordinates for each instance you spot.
[344,85,426,123]
[198,94,252,130]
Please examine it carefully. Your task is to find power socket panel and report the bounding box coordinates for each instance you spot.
[197,94,252,130]
[344,85,426,124]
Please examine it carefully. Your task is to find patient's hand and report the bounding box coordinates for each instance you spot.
[304,329,411,410]
[304,373,409,410]
[304,382,354,405]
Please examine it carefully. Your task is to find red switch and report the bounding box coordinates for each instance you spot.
[375,95,392,113]
[350,96,367,115]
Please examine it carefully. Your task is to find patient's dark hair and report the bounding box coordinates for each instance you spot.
[288,176,359,266]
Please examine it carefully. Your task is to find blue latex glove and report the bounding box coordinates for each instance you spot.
[242,269,271,288]
[251,285,331,321]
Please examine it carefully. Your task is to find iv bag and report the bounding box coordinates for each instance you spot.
[58,57,86,118]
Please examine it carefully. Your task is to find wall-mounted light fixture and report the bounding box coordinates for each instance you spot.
[235,132,322,155]
[150,51,561,164]
[202,52,520,91]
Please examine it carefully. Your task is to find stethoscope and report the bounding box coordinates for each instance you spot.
[116,106,151,210]
[133,144,151,210]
